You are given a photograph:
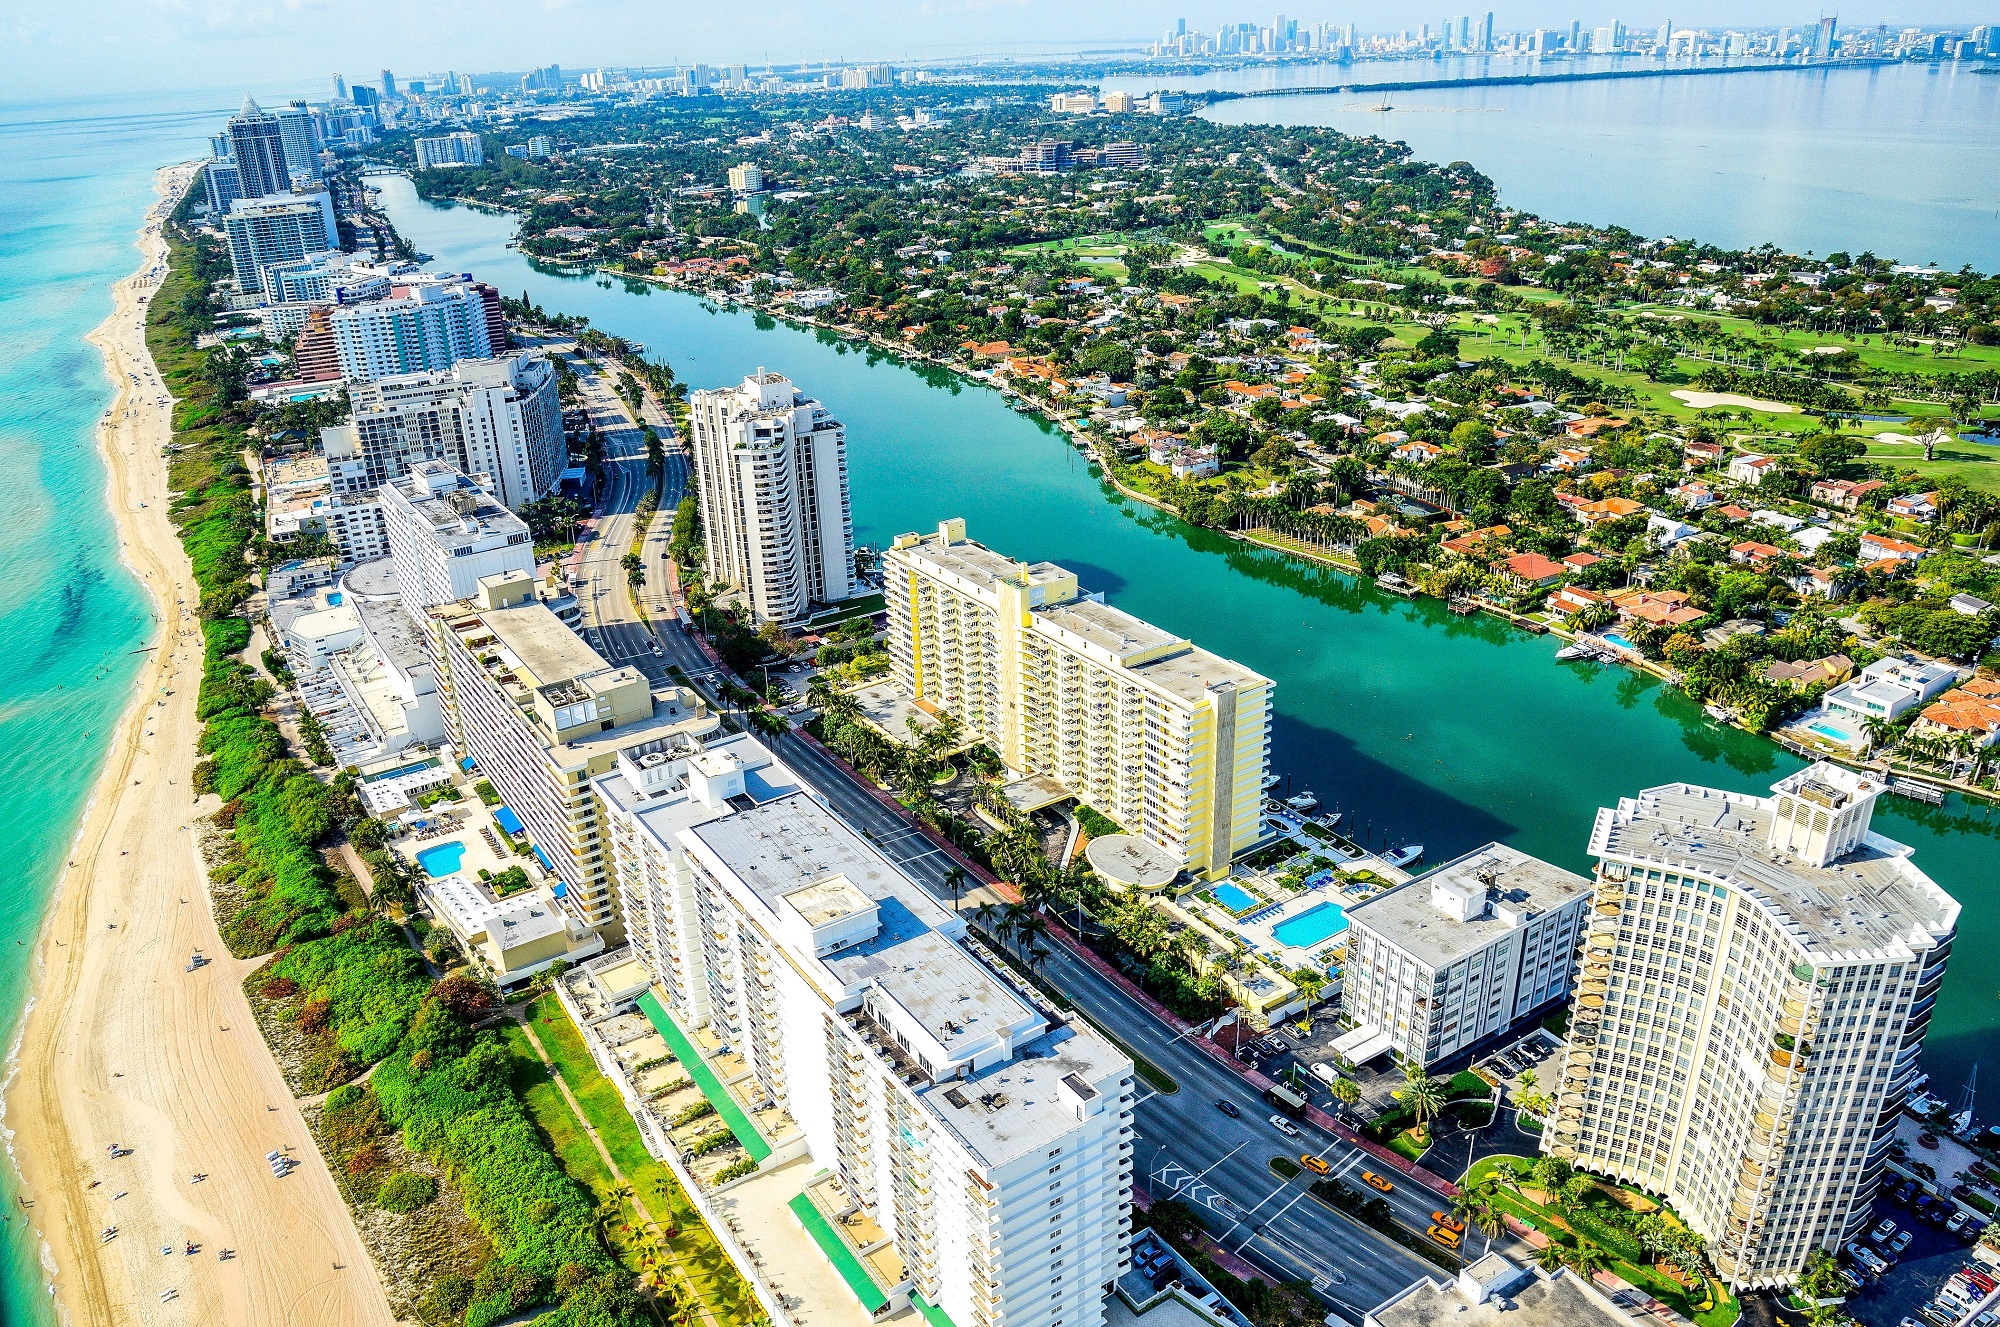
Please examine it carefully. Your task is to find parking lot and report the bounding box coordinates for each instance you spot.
[1842,1179,1991,1327]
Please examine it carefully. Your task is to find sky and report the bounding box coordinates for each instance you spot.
[3,0,1990,102]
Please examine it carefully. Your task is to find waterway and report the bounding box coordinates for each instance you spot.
[378,174,2000,1122]
[0,91,235,1325]
[1159,59,2000,272]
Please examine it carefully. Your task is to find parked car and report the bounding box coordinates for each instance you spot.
[1873,1218,1898,1243]
[1890,1230,1915,1256]
[1270,1114,1301,1138]
[1361,1171,1394,1193]
[1947,1209,1973,1234]
[1310,1062,1342,1086]
[1300,1154,1331,1176]
[1895,1179,1920,1203]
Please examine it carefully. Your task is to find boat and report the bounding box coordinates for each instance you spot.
[1263,773,1282,791]
[1554,643,1595,662]
[1382,844,1424,869]
[1285,791,1319,813]
[1704,704,1733,723]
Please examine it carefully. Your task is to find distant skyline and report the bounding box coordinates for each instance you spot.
[3,0,1991,101]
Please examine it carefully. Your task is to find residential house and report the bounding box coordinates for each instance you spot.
[1789,566,1843,600]
[1614,589,1705,630]
[1544,447,1594,473]
[1714,503,1754,522]
[1824,656,1960,725]
[1728,454,1779,487]
[1761,654,1853,690]
[1810,478,1885,511]
[1171,447,1220,480]
[1950,593,1994,617]
[1751,510,1805,534]
[1495,552,1565,591]
[1683,439,1727,468]
[1858,532,1928,563]
[1565,417,1626,439]
[1439,525,1511,559]
[1567,496,1646,527]
[1391,439,1442,464]
[1667,481,1716,510]
[1888,492,1939,524]
[1730,540,1789,568]
[1914,691,2000,748]
[1648,514,1698,547]
[1552,584,1610,616]
[1562,551,1603,576]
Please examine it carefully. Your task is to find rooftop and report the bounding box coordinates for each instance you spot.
[1367,1264,1630,1327]
[1345,843,1594,968]
[1589,779,1959,959]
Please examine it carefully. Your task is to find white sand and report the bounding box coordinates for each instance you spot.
[1670,390,1798,413]
[6,165,396,1327]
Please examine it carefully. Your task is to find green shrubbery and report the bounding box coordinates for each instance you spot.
[152,192,647,1327]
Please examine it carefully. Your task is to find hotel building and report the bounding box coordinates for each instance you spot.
[593,733,1135,1327]
[687,371,854,625]
[379,463,535,610]
[428,574,719,928]
[882,520,1271,880]
[1545,764,1958,1288]
[1340,843,1593,1069]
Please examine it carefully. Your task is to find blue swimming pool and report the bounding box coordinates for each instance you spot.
[1210,883,1258,912]
[1272,900,1348,949]
[416,842,466,878]
[1600,632,1637,652]
[1808,719,1858,744]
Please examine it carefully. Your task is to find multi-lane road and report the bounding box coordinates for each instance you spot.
[554,349,1504,1319]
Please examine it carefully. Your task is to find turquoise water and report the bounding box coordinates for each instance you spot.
[1199,61,2000,272]
[375,175,2000,1126]
[1211,883,1259,912]
[416,842,467,878]
[0,90,255,1327]
[1273,901,1351,949]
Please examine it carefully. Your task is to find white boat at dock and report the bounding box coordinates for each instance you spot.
[1382,844,1424,869]
[1285,791,1319,813]
[1263,773,1282,791]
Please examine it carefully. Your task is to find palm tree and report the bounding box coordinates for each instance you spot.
[1537,1241,1567,1272]
[1565,1239,1610,1280]
[942,865,968,913]
[1394,1071,1448,1143]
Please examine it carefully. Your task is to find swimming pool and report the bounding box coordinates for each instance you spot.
[1600,632,1637,652]
[1272,900,1348,949]
[1210,883,1259,913]
[416,842,467,878]
[1808,720,1858,745]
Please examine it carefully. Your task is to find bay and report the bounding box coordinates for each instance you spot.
[1168,60,2000,272]
[379,175,2000,1122]
[0,90,244,1327]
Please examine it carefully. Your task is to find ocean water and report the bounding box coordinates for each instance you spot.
[1196,60,2000,271]
[380,177,2000,1130]
[0,90,249,1327]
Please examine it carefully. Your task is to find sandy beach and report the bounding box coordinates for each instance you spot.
[5,166,397,1326]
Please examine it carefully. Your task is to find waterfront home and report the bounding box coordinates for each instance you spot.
[1761,654,1853,690]
[1858,532,1928,563]
[1494,552,1565,592]
[1915,693,2000,748]
[1728,454,1779,486]
[1170,447,1220,480]
[1824,656,1960,725]
[1888,492,1939,523]
[1552,584,1609,616]
[1439,524,1511,559]
[1613,589,1703,629]
[1143,433,1188,464]
[1702,619,1765,649]
[1810,478,1885,511]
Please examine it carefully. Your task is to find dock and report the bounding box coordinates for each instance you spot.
[1886,777,1948,806]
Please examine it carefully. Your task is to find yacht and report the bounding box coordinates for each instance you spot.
[1382,844,1424,869]
[1285,791,1319,813]
[1263,773,1282,791]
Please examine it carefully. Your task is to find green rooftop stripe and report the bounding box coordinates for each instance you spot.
[912,1291,960,1327]
[789,1191,890,1313]
[638,990,772,1163]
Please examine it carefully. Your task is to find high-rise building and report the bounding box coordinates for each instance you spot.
[379,463,535,610]
[220,194,337,291]
[272,101,321,184]
[883,520,1271,881]
[688,371,854,625]
[1810,15,1838,58]
[415,131,484,169]
[1544,764,1958,1288]
[726,162,764,193]
[325,277,504,382]
[332,73,349,101]
[208,131,234,161]
[326,352,565,509]
[226,97,292,199]
[428,576,719,926]
[381,68,398,99]
[1339,844,1593,1069]
[593,732,1135,1327]
[1478,10,1495,50]
[203,160,241,214]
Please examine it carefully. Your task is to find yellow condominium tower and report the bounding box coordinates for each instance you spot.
[1547,763,1957,1289]
[883,520,1271,881]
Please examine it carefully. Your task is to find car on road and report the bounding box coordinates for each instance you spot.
[1872,1218,1898,1243]
[1432,1212,1465,1233]
[1889,1230,1914,1256]
[1214,1099,1240,1118]
[1361,1171,1393,1193]
[1427,1225,1462,1249]
[1269,1114,1301,1138]
[1300,1155,1331,1176]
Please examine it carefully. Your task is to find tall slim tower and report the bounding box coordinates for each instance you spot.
[381,68,398,99]
[332,73,348,100]
[225,98,292,199]
[688,371,854,625]
[1546,764,1957,1289]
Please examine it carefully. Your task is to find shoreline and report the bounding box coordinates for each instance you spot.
[5,164,396,1327]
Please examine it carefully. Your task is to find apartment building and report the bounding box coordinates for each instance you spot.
[379,463,534,610]
[1546,764,1959,1288]
[1340,843,1593,1069]
[884,520,1270,880]
[415,131,485,169]
[325,277,505,382]
[593,733,1134,1327]
[324,352,565,509]
[687,371,854,625]
[428,574,719,927]
[221,192,338,292]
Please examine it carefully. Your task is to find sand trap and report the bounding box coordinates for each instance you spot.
[1671,390,1797,413]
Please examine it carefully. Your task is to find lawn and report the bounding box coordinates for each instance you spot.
[525,997,761,1323]
[1466,1156,1740,1327]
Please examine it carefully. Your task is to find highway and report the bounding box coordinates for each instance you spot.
[552,347,1492,1319]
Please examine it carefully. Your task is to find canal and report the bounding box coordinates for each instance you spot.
[374,175,2000,1118]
